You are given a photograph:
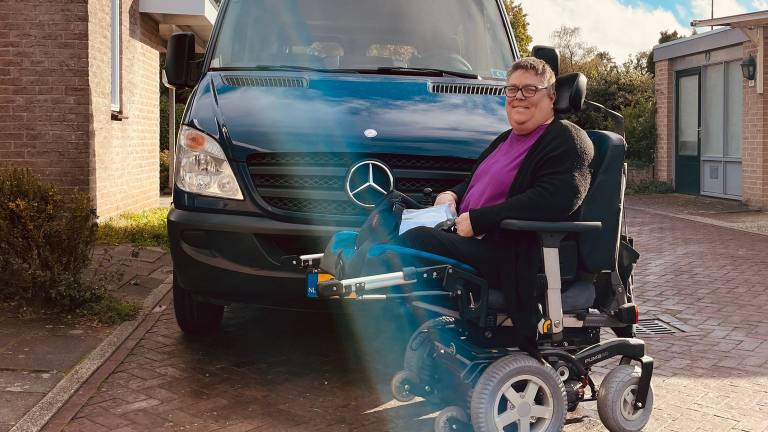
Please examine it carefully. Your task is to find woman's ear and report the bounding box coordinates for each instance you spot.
[547,89,556,104]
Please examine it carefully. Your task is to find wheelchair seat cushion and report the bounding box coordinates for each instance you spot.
[367,244,478,274]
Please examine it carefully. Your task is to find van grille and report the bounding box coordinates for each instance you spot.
[246,153,475,218]
[430,83,505,96]
[222,76,308,88]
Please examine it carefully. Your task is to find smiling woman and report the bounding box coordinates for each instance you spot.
[397,57,594,353]
[503,57,557,135]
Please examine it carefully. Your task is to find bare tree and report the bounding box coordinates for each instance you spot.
[549,26,597,74]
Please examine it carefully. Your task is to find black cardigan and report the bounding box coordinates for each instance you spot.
[451,119,593,233]
[449,119,594,356]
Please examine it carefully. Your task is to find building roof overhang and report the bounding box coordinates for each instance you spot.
[692,10,768,29]
[653,27,747,62]
[139,0,218,52]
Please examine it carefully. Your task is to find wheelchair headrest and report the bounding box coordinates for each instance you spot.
[554,73,587,115]
[531,45,560,76]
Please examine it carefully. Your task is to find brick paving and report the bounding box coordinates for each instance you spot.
[54,208,768,431]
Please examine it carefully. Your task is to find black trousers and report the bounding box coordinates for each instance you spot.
[396,226,504,288]
[396,226,543,357]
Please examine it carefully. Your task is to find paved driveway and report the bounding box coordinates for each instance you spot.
[55,208,768,432]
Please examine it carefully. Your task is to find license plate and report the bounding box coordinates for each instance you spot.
[306,272,333,298]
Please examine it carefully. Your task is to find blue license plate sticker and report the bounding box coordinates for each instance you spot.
[306,272,319,298]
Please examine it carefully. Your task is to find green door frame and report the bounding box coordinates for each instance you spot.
[675,68,701,195]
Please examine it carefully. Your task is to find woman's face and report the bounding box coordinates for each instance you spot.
[505,70,556,134]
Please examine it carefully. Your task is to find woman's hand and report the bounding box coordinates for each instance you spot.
[434,191,458,214]
[455,212,474,237]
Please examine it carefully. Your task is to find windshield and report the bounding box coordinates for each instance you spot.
[210,0,515,80]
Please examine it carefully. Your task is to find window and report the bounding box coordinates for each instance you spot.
[210,0,514,80]
[111,0,121,112]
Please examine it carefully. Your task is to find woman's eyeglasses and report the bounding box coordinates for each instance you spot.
[504,84,551,98]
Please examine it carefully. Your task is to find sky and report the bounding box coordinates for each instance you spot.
[517,0,767,63]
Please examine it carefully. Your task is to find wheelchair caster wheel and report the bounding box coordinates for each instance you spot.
[470,353,567,432]
[391,370,418,402]
[434,406,469,432]
[597,365,654,432]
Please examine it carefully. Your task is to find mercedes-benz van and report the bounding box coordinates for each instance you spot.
[165,0,519,333]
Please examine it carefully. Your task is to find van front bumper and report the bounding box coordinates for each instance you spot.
[168,206,356,307]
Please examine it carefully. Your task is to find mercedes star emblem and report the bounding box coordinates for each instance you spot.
[345,160,394,208]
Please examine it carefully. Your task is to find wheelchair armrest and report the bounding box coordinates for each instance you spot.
[499,219,602,233]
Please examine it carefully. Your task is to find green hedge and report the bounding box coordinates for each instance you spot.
[0,169,99,308]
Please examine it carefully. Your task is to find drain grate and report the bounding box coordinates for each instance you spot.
[635,318,680,336]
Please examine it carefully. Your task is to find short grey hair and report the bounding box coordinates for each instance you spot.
[507,57,556,90]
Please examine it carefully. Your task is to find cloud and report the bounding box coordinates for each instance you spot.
[753,0,768,10]
[518,0,689,62]
[690,0,747,19]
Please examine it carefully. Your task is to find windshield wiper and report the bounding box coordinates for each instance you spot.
[209,65,482,80]
[365,67,480,80]
[209,65,359,74]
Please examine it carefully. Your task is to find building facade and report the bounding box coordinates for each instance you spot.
[0,0,215,218]
[653,11,768,208]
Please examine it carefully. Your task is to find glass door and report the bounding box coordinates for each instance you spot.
[675,69,700,195]
[700,61,743,198]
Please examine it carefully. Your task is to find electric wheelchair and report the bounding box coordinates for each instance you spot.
[286,67,654,432]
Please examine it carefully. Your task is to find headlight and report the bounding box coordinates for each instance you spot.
[175,126,244,200]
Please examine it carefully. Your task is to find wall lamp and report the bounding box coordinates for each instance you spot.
[742,55,757,81]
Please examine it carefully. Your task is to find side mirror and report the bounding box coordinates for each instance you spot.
[165,32,199,89]
[531,45,560,76]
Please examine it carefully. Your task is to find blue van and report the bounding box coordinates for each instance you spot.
[165,0,520,333]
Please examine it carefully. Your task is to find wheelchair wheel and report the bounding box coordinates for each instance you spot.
[597,365,654,432]
[391,370,418,402]
[434,405,469,432]
[470,353,566,432]
[404,316,454,403]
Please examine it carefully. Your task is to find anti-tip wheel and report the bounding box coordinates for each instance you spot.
[434,405,469,432]
[391,370,418,402]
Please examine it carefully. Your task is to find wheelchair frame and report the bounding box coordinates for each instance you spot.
[289,217,653,412]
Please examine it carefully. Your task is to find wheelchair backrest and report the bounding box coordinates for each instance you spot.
[579,131,627,273]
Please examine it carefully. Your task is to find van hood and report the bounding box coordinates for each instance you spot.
[185,72,509,161]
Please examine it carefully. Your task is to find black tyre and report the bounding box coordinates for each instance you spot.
[471,353,567,432]
[173,279,224,335]
[391,370,418,402]
[434,405,469,432]
[404,316,454,376]
[597,365,654,432]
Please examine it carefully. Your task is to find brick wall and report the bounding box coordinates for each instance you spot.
[741,41,765,206]
[627,162,655,185]
[654,59,674,183]
[0,0,91,193]
[88,0,163,218]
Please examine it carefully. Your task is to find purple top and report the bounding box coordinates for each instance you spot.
[459,123,549,214]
